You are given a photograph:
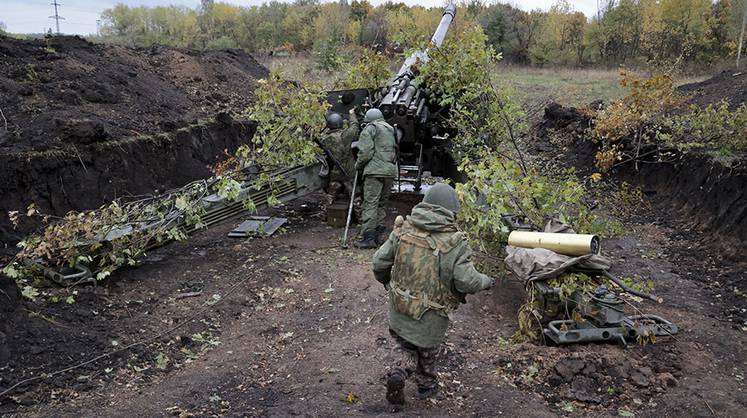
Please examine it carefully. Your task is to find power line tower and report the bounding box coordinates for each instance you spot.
[49,1,65,35]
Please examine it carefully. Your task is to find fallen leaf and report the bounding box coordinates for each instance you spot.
[346,392,358,403]
[155,352,170,370]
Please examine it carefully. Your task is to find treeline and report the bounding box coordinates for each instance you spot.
[97,0,747,69]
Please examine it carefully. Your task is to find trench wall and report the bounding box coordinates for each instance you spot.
[618,153,746,257]
[0,115,256,247]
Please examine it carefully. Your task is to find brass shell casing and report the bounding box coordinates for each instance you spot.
[507,231,600,256]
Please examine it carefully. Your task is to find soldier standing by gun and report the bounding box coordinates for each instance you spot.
[372,183,495,405]
[354,108,397,249]
[319,110,360,201]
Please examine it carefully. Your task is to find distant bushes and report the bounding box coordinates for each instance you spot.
[97,0,747,72]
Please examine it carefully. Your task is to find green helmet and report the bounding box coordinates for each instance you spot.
[363,108,384,123]
[423,183,461,214]
[326,112,343,130]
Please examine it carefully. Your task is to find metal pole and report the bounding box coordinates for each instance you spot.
[341,171,359,248]
[49,1,64,35]
[738,0,747,68]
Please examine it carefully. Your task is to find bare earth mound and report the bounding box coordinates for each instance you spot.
[678,69,747,109]
[0,36,268,245]
[0,35,267,153]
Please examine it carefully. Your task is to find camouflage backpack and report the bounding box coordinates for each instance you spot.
[389,216,463,320]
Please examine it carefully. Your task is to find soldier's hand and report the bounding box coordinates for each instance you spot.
[348,108,356,115]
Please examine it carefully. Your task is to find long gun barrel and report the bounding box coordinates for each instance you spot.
[430,4,456,47]
[380,4,456,121]
[324,5,459,189]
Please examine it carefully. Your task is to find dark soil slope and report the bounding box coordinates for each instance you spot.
[678,70,747,109]
[0,35,268,152]
[0,116,257,248]
[0,35,269,246]
[621,153,746,251]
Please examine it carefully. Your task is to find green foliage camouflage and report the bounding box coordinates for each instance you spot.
[416,25,617,257]
[344,49,391,89]
[658,101,747,155]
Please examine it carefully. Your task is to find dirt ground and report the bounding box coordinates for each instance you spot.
[0,189,744,418]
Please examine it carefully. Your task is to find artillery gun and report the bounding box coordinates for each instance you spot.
[14,6,462,283]
[326,4,460,190]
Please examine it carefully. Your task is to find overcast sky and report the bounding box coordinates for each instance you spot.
[2,0,600,35]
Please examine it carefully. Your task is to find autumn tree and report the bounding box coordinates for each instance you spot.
[530,1,587,66]
[588,0,644,65]
[96,0,744,70]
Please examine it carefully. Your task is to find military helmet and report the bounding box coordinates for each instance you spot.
[326,112,343,130]
[423,183,461,214]
[363,108,384,123]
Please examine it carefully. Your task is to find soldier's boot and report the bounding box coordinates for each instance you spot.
[354,230,378,249]
[385,370,407,405]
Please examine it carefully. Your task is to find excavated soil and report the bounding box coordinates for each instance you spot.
[0,35,269,247]
[678,70,747,109]
[0,35,267,153]
[0,115,257,250]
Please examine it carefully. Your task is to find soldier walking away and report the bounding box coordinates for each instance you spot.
[354,108,397,249]
[371,183,495,405]
[320,111,359,201]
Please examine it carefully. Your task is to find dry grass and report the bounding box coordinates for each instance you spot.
[258,56,708,111]
[492,65,627,109]
[258,54,347,90]
[260,56,626,109]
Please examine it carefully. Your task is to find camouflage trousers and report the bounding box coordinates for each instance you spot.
[361,176,393,235]
[386,329,439,391]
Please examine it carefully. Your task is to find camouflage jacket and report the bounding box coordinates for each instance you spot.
[372,202,493,348]
[320,118,359,184]
[355,119,397,178]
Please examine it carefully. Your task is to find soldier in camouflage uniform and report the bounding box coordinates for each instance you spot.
[372,183,495,405]
[355,108,397,249]
[320,111,359,199]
